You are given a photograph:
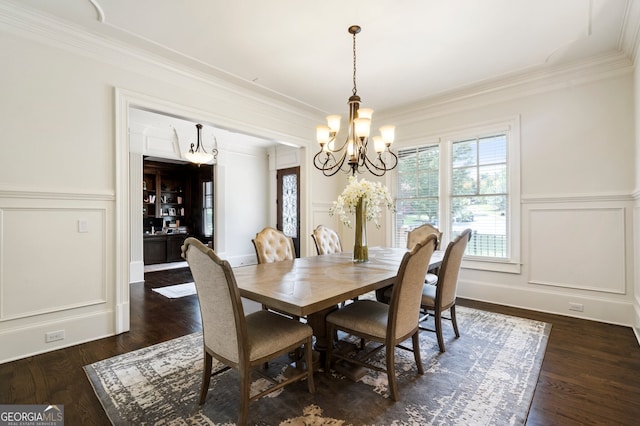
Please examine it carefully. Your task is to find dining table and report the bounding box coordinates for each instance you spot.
[233,246,443,360]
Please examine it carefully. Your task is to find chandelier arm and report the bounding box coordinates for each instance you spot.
[329,137,352,154]
[313,149,351,177]
[362,157,388,177]
[360,148,399,175]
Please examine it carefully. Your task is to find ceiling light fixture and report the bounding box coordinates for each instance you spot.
[185,123,218,165]
[314,25,397,177]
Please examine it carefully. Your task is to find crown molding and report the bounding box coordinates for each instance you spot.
[0,1,324,121]
[1,1,637,128]
[620,0,640,65]
[379,51,633,125]
[87,0,105,23]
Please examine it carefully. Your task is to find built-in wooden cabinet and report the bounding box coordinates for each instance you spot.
[143,233,188,265]
[143,164,188,231]
[142,160,213,264]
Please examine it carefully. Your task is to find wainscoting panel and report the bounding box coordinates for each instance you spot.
[312,203,336,229]
[528,206,625,294]
[0,207,107,321]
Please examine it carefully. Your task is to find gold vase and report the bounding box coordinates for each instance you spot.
[353,198,368,263]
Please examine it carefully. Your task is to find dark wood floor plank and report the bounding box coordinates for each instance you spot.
[0,268,638,425]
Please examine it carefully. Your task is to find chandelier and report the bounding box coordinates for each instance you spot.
[313,25,397,177]
[185,123,218,165]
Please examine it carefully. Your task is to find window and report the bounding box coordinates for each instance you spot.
[451,135,507,258]
[395,145,439,248]
[203,181,213,238]
[394,119,520,273]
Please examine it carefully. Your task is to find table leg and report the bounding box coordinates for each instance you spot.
[308,304,369,381]
[306,305,338,367]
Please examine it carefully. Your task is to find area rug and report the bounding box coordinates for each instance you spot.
[151,282,196,298]
[84,306,550,425]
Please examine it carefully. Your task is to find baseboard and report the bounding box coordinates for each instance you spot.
[130,260,144,283]
[219,253,257,267]
[0,311,115,364]
[458,278,634,327]
[633,301,640,346]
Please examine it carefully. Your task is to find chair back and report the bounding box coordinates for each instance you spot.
[311,225,342,255]
[437,229,472,309]
[388,234,438,339]
[252,227,296,264]
[407,223,442,250]
[182,237,246,364]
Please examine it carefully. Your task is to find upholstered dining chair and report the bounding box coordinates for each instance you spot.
[311,224,355,319]
[182,237,315,426]
[311,225,342,255]
[407,223,442,285]
[375,223,443,304]
[252,227,299,318]
[252,227,296,264]
[325,234,438,401]
[420,228,472,352]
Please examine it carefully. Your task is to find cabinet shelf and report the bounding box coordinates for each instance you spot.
[144,165,187,223]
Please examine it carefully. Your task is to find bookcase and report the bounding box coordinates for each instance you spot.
[142,160,213,264]
[143,162,188,231]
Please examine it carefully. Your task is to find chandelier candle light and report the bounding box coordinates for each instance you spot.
[314,25,398,177]
[330,176,395,262]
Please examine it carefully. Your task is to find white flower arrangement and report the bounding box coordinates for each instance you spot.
[329,176,395,228]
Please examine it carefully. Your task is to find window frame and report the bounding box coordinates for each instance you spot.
[391,117,521,274]
[203,180,214,238]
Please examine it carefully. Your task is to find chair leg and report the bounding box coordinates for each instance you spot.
[386,345,398,401]
[435,308,446,352]
[199,351,213,404]
[305,338,316,393]
[412,332,424,374]
[450,304,460,338]
[238,367,251,426]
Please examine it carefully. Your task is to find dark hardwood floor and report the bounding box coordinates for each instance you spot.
[1,266,639,425]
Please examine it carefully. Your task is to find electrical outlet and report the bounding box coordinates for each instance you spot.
[45,330,65,343]
[569,302,584,312]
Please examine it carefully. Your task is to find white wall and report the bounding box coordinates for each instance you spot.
[0,8,326,363]
[379,65,636,327]
[216,142,270,266]
[1,4,638,363]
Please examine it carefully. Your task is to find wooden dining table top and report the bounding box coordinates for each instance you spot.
[233,247,443,317]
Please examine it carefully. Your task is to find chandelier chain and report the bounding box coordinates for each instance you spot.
[352,30,357,96]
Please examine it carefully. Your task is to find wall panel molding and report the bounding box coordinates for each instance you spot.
[522,192,634,203]
[527,206,626,294]
[0,206,108,321]
[0,188,114,201]
[458,277,634,327]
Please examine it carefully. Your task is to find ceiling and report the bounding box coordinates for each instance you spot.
[12,0,639,116]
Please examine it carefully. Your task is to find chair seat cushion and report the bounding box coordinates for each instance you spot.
[421,283,437,308]
[326,300,389,339]
[245,310,312,361]
[425,273,438,285]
